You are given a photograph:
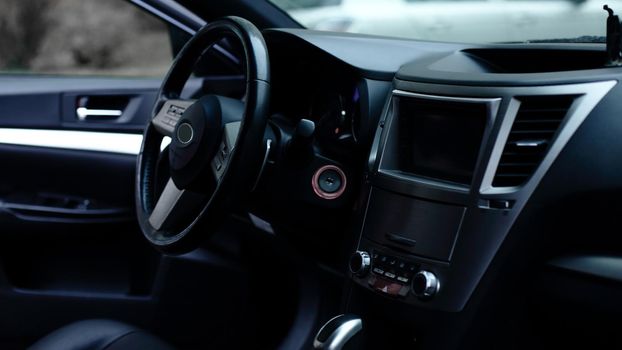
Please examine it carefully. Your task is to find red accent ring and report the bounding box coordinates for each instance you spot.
[312,165,347,200]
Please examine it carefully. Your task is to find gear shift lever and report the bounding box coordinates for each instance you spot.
[313,314,363,350]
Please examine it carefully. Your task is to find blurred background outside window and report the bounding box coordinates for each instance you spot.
[0,0,172,77]
[271,0,622,44]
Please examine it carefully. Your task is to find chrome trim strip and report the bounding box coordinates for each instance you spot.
[0,128,143,155]
[392,89,502,104]
[480,80,617,196]
[377,90,501,196]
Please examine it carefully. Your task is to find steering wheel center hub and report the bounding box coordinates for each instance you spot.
[177,123,194,144]
[169,96,223,189]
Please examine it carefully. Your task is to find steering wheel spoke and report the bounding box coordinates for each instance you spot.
[152,99,196,137]
[148,178,204,231]
[210,121,241,182]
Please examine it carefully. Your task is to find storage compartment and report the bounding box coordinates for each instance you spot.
[362,188,465,261]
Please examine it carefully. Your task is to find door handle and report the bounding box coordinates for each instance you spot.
[76,107,123,121]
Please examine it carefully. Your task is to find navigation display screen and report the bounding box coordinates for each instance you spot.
[397,96,488,186]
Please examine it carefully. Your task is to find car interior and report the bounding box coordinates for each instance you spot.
[2,0,622,349]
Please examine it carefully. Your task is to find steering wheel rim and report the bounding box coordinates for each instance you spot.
[135,17,270,253]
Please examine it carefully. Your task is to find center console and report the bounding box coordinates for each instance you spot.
[348,55,616,311]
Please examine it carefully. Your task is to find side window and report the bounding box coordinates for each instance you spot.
[0,0,172,77]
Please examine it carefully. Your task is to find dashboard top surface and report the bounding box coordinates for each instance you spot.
[265,28,622,86]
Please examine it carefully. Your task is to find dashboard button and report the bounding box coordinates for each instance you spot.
[318,169,342,193]
[312,165,347,200]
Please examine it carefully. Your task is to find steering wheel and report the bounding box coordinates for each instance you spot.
[135,17,270,253]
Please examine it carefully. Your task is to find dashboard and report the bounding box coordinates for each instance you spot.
[258,28,622,348]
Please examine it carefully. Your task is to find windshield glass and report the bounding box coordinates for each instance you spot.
[270,0,622,43]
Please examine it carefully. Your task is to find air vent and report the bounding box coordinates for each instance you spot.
[492,95,576,187]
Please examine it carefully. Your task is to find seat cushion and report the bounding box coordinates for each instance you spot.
[28,319,174,350]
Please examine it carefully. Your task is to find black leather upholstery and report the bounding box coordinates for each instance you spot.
[28,319,175,350]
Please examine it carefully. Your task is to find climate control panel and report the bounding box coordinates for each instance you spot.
[349,248,440,301]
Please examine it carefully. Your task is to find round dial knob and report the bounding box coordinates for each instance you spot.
[349,251,371,277]
[412,270,440,299]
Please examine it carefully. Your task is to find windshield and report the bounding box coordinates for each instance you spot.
[270,0,622,43]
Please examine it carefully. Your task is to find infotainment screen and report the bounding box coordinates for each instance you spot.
[397,96,488,186]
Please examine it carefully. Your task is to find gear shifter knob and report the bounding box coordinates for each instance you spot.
[313,314,362,350]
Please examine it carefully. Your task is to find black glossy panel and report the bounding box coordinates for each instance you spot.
[363,188,465,261]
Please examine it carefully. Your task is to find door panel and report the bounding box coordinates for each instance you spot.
[0,75,158,343]
[0,69,258,349]
[0,1,262,348]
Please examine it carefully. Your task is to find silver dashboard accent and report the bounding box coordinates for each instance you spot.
[392,89,502,105]
[0,128,143,155]
[377,90,501,197]
[479,80,617,196]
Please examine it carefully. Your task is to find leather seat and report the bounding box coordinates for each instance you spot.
[28,319,174,350]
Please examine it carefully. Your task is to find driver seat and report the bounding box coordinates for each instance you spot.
[29,319,174,350]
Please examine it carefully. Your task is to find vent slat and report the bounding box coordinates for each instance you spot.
[510,129,559,135]
[492,95,575,187]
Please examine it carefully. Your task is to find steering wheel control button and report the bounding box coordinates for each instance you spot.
[349,251,371,277]
[167,104,185,117]
[177,122,194,145]
[312,165,346,200]
[412,270,440,299]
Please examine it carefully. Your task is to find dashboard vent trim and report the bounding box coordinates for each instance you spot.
[492,95,576,187]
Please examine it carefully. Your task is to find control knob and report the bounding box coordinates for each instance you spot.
[349,251,371,277]
[412,270,440,299]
